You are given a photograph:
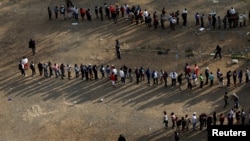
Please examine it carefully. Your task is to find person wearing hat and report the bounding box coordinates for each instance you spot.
[205,67,209,85]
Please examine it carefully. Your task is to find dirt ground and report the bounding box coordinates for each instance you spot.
[0,0,250,141]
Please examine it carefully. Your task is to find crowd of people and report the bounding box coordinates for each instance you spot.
[163,91,250,141]
[163,107,250,139]
[47,2,249,30]
[18,57,250,90]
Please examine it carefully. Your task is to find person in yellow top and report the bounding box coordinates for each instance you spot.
[199,73,204,88]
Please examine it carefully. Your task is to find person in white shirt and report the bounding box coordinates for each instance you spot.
[230,7,236,15]
[119,68,125,84]
[170,71,178,86]
[153,70,158,85]
[112,66,118,81]
[182,8,188,26]
[191,112,197,131]
[163,111,168,128]
[143,9,148,24]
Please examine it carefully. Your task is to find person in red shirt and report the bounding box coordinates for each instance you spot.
[80,8,85,21]
[110,72,116,87]
[194,64,199,76]
[120,5,125,17]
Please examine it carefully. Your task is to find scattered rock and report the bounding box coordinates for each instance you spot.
[99,98,104,102]
[232,59,239,64]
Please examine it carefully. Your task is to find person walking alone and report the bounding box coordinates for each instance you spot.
[115,39,121,59]
[214,45,222,59]
[29,39,36,55]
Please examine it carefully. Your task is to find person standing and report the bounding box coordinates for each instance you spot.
[48,61,53,77]
[48,7,52,20]
[29,39,36,55]
[200,14,204,28]
[241,109,246,125]
[175,10,180,25]
[160,14,165,29]
[209,72,214,86]
[238,70,243,84]
[199,74,204,88]
[95,6,99,19]
[119,68,125,84]
[80,64,86,80]
[118,134,126,141]
[218,16,221,29]
[163,111,168,128]
[80,8,86,21]
[38,61,43,76]
[60,63,65,79]
[205,67,209,85]
[219,113,225,125]
[170,71,178,86]
[226,70,232,86]
[191,112,197,131]
[19,61,25,76]
[212,14,216,29]
[60,5,65,20]
[74,64,80,78]
[43,63,49,78]
[93,64,98,80]
[245,68,249,83]
[233,70,237,87]
[115,39,121,59]
[182,8,188,26]
[177,73,183,91]
[224,92,229,108]
[195,12,200,26]
[99,65,105,79]
[99,6,104,21]
[185,114,191,130]
[30,61,36,77]
[213,112,217,125]
[171,112,177,129]
[248,109,250,125]
[67,64,72,80]
[145,68,151,85]
[186,74,192,90]
[54,6,59,19]
[111,72,116,88]
[174,131,180,141]
[86,9,92,21]
[214,45,222,59]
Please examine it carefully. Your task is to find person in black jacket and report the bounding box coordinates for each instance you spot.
[213,45,222,59]
[118,134,126,141]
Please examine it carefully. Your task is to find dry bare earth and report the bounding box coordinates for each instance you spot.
[0,0,250,141]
